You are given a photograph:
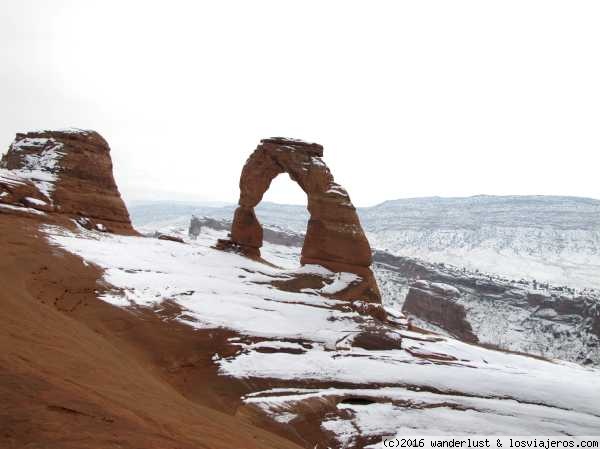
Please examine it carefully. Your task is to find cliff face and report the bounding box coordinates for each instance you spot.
[402,280,478,343]
[373,251,600,365]
[0,129,135,235]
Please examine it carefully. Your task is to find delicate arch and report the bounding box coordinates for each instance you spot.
[218,137,380,302]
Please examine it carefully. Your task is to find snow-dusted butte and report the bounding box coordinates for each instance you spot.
[44,224,600,447]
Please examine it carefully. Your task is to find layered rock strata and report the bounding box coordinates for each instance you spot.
[0,129,135,235]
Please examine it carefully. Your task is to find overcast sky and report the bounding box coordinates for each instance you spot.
[1,1,599,206]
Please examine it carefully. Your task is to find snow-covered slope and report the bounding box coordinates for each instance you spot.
[141,215,600,367]
[44,223,600,446]
[129,195,600,289]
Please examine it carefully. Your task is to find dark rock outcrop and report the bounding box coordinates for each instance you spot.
[189,215,202,239]
[351,329,403,351]
[157,233,185,243]
[403,280,478,343]
[217,137,380,303]
[0,129,136,235]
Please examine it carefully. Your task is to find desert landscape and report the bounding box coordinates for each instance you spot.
[2,2,600,448]
[1,129,599,448]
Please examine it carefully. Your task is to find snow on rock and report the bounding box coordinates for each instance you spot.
[373,251,600,366]
[1,129,136,234]
[320,272,361,295]
[362,196,600,290]
[43,224,600,442]
[0,137,65,202]
[430,282,461,296]
[24,196,48,207]
[294,264,335,277]
[0,203,47,216]
[44,227,361,344]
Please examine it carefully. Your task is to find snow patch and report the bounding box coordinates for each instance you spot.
[24,197,47,207]
[0,203,47,216]
[320,272,360,295]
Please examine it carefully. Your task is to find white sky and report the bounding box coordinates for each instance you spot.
[1,1,599,206]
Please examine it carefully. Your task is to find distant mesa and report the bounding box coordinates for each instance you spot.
[0,128,136,235]
[217,137,381,303]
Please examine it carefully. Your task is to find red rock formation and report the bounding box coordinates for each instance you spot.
[0,129,136,235]
[217,137,381,303]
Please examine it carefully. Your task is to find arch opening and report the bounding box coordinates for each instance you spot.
[260,171,309,209]
[255,173,309,269]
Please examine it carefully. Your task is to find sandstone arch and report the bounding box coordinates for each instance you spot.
[218,137,380,303]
